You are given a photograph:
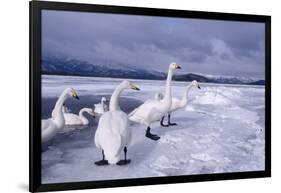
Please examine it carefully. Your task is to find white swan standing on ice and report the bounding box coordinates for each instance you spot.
[129,62,181,141]
[94,80,140,166]
[64,108,95,126]
[94,97,108,115]
[41,88,79,143]
[156,80,201,127]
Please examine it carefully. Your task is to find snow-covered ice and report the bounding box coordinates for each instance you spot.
[41,75,265,183]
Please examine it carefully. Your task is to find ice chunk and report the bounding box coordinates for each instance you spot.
[190,153,214,162]
[193,91,232,106]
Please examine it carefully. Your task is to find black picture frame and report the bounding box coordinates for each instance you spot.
[29,1,271,192]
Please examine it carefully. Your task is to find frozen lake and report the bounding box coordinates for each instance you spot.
[41,75,265,184]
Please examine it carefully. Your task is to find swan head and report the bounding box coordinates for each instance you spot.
[66,87,80,100]
[192,80,201,89]
[121,80,140,91]
[154,92,164,100]
[101,97,107,102]
[170,62,182,70]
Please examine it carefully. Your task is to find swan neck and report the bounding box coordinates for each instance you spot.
[181,83,193,106]
[79,109,88,124]
[53,91,68,116]
[163,67,173,101]
[52,90,68,127]
[109,85,123,111]
[79,109,86,118]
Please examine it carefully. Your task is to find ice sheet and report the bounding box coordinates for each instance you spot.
[41,75,265,183]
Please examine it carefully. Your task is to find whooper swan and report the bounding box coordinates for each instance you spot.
[94,80,140,166]
[129,63,181,141]
[156,80,201,126]
[41,88,79,143]
[64,107,95,126]
[94,97,108,115]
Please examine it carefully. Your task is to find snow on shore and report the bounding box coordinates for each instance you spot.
[41,75,265,183]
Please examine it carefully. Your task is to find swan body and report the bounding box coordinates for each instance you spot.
[156,80,201,126]
[64,108,95,126]
[95,110,130,164]
[95,80,140,165]
[168,97,183,113]
[94,97,108,115]
[129,62,181,140]
[41,88,79,143]
[41,119,61,143]
[129,99,168,125]
[154,92,183,112]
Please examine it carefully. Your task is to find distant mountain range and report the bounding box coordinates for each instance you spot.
[42,57,166,80]
[42,57,265,85]
[174,73,265,85]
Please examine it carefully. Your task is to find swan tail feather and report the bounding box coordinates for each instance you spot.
[106,153,121,164]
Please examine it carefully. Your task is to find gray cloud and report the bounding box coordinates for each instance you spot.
[42,10,265,78]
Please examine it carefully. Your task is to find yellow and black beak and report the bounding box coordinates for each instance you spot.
[172,63,182,69]
[72,92,79,100]
[130,84,140,91]
[92,108,96,118]
[175,64,182,69]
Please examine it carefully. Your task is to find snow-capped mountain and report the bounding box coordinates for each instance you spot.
[174,73,265,85]
[42,57,165,80]
[42,57,264,85]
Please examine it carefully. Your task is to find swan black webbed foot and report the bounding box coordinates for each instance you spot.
[145,127,160,141]
[95,150,109,166]
[95,160,109,166]
[160,116,169,127]
[117,159,131,165]
[168,114,177,126]
[117,146,131,165]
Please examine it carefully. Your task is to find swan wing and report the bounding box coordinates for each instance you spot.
[170,97,182,112]
[128,106,138,117]
[41,119,49,131]
[129,99,156,117]
[64,113,82,125]
[129,99,163,123]
[95,111,128,164]
[113,111,131,147]
[94,104,105,114]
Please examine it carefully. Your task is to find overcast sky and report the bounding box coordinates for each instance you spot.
[42,10,265,78]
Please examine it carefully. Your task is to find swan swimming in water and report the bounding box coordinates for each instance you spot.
[94,97,108,115]
[64,107,95,126]
[62,104,71,113]
[129,62,181,141]
[41,88,79,143]
[156,80,201,127]
[94,80,140,165]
